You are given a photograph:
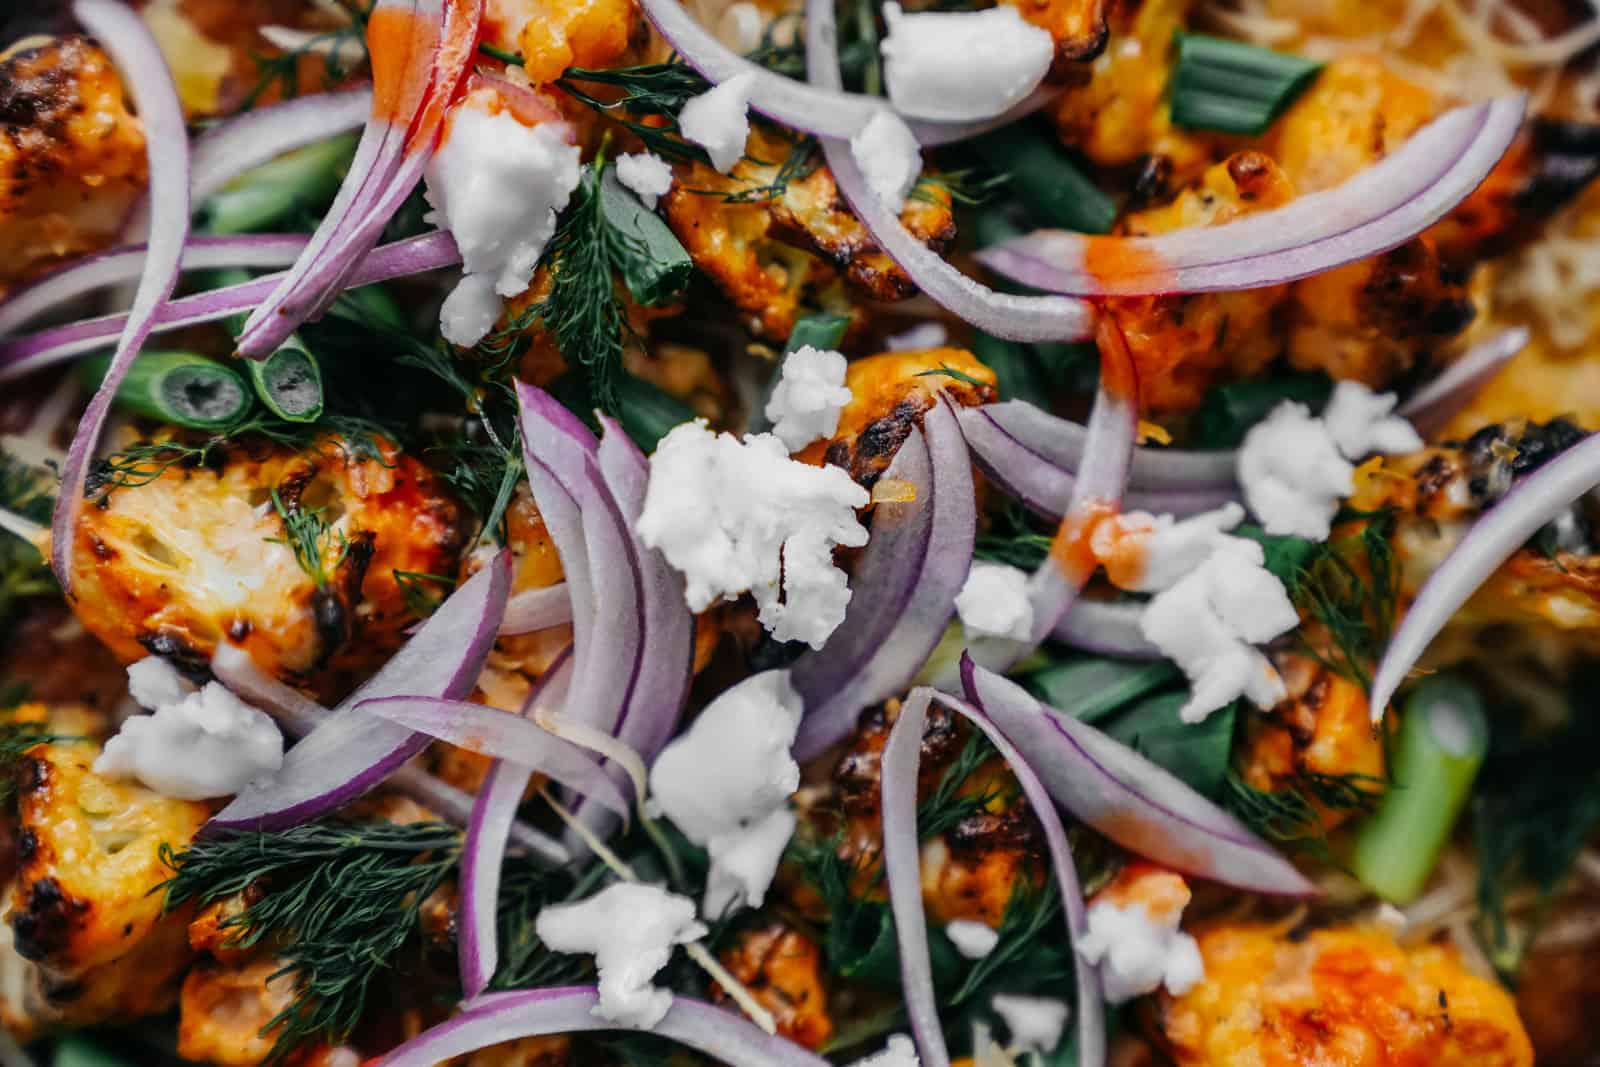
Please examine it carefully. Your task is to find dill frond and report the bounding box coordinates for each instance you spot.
[268,488,349,589]
[1222,769,1385,861]
[557,62,713,163]
[392,569,455,619]
[698,135,819,204]
[0,454,54,628]
[0,709,65,809]
[917,730,1008,843]
[241,1,371,109]
[973,504,1054,571]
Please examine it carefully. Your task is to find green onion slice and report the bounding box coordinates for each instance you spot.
[202,132,358,236]
[80,349,251,430]
[248,341,325,423]
[1170,33,1324,136]
[599,166,693,307]
[969,122,1116,235]
[783,312,850,354]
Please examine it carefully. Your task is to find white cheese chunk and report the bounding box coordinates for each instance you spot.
[880,2,1053,122]
[704,806,797,917]
[851,1034,921,1067]
[680,72,756,172]
[1076,896,1204,1004]
[425,91,581,346]
[534,882,707,1028]
[850,109,922,213]
[766,344,853,452]
[637,422,869,648]
[616,151,675,210]
[95,670,284,800]
[990,994,1070,1054]
[954,561,1034,641]
[945,919,1000,959]
[125,655,195,711]
[1097,502,1246,593]
[1322,380,1425,459]
[1237,401,1354,541]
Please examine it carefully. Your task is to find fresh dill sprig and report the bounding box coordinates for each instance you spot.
[973,503,1054,571]
[1222,769,1385,860]
[917,730,1008,843]
[393,569,455,618]
[161,821,463,1061]
[910,169,1009,207]
[0,454,54,629]
[268,488,349,589]
[697,135,819,204]
[557,62,713,163]
[917,364,989,389]
[945,875,1065,1007]
[241,1,371,109]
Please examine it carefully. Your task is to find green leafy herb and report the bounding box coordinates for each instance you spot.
[393,569,456,618]
[968,332,1049,408]
[700,134,820,204]
[160,821,464,1061]
[1104,694,1236,799]
[1025,656,1180,725]
[917,731,1010,843]
[0,454,55,629]
[613,373,697,454]
[268,488,349,589]
[916,364,988,388]
[784,313,851,354]
[968,122,1116,234]
[973,503,1055,570]
[1190,372,1333,449]
[557,62,714,163]
[0,716,64,809]
[1223,768,1385,860]
[1171,33,1324,136]
[599,168,694,305]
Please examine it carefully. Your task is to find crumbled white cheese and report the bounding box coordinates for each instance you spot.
[1076,896,1205,1004]
[125,655,194,711]
[1237,402,1354,541]
[850,109,922,213]
[95,670,284,800]
[425,93,581,346]
[1322,380,1425,459]
[990,994,1070,1054]
[766,344,853,452]
[637,422,869,647]
[680,72,755,172]
[945,919,1000,959]
[851,1034,921,1067]
[1095,503,1246,594]
[954,561,1034,642]
[650,671,803,915]
[615,151,675,210]
[885,322,949,351]
[880,2,1053,122]
[534,882,707,1028]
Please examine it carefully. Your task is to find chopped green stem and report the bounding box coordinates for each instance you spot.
[248,341,325,423]
[1351,675,1488,903]
[1170,33,1324,136]
[969,123,1116,234]
[783,313,851,354]
[79,350,251,430]
[203,132,358,235]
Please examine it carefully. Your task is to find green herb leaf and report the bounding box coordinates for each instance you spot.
[1223,768,1385,861]
[268,487,349,589]
[1171,32,1324,136]
[784,313,851,354]
[1103,693,1236,799]
[968,122,1116,234]
[1026,656,1181,725]
[1190,372,1333,449]
[599,167,694,306]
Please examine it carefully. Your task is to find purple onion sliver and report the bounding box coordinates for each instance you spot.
[1370,428,1600,719]
[500,583,574,635]
[1051,598,1161,660]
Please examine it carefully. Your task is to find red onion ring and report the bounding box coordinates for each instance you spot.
[791,396,975,760]
[801,6,1094,344]
[0,234,309,338]
[500,583,573,635]
[209,641,568,863]
[50,0,192,597]
[0,232,462,382]
[1050,598,1160,659]
[962,655,1318,895]
[207,551,510,834]
[378,987,830,1067]
[882,687,1105,1067]
[1398,327,1529,438]
[976,96,1526,297]
[1369,427,1600,720]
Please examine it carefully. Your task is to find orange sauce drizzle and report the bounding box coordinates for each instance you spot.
[368,5,438,126]
[1082,235,1176,296]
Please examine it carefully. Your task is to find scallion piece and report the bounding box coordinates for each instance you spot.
[616,372,696,453]
[783,313,850,354]
[1170,33,1323,136]
[970,331,1048,407]
[969,123,1117,235]
[248,340,325,423]
[599,166,693,306]
[202,132,358,235]
[79,349,251,430]
[1350,675,1488,903]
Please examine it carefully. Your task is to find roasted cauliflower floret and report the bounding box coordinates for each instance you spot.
[799,347,997,488]
[69,434,466,698]
[1156,923,1534,1067]
[1003,0,1109,66]
[714,921,833,1050]
[178,954,345,1067]
[0,35,147,292]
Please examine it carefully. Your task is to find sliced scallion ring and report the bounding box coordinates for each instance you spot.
[1170,33,1324,136]
[248,340,325,423]
[79,349,250,430]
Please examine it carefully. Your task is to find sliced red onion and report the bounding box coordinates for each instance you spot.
[962,656,1318,895]
[976,96,1526,297]
[1398,327,1529,438]
[791,397,975,760]
[123,87,373,239]
[1051,598,1159,660]
[882,688,1106,1067]
[379,987,830,1067]
[51,0,191,595]
[798,0,1093,344]
[209,639,568,863]
[500,583,573,635]
[207,552,510,834]
[1370,428,1600,720]
[0,235,308,338]
[955,404,1238,520]
[357,693,631,819]
[0,232,461,382]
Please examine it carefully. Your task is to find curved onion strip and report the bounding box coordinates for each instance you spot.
[792,397,975,760]
[595,417,696,769]
[207,553,510,834]
[0,232,462,382]
[379,987,830,1067]
[954,404,1238,520]
[639,0,1040,147]
[51,0,191,596]
[962,656,1318,895]
[123,87,373,238]
[500,583,573,635]
[0,235,308,338]
[1370,429,1600,719]
[882,688,1106,1066]
[1398,327,1529,438]
[1051,598,1160,659]
[208,640,567,863]
[801,0,1094,343]
[976,96,1526,297]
